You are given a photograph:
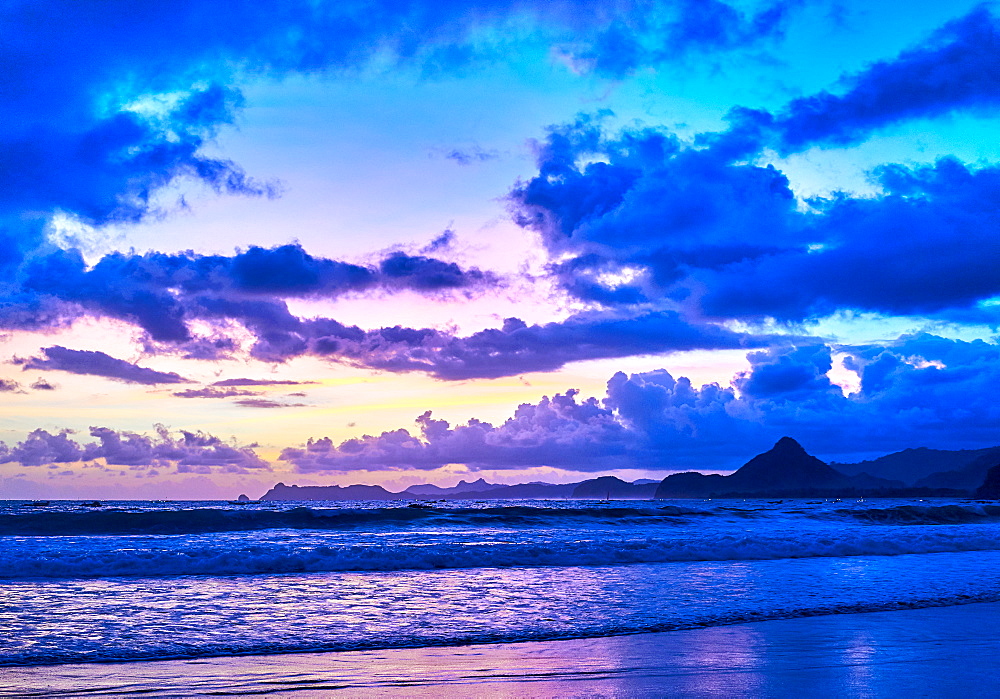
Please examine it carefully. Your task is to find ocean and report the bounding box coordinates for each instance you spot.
[3,497,1000,676]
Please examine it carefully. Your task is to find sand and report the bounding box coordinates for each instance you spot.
[4,602,1000,697]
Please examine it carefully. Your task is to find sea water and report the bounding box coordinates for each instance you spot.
[2,498,1000,668]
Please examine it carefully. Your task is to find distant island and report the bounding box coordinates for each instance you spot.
[256,438,1000,502]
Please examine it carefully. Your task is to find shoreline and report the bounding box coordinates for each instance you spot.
[5,601,1000,697]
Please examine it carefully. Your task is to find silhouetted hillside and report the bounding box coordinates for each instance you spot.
[572,476,658,499]
[976,463,1000,499]
[916,449,1000,490]
[260,483,412,501]
[405,478,495,496]
[832,446,1000,485]
[656,437,902,498]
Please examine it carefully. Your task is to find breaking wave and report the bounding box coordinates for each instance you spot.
[0,504,711,536]
[6,525,1000,579]
[833,503,1000,525]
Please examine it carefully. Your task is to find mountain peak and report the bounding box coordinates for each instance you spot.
[773,436,805,452]
[728,436,848,491]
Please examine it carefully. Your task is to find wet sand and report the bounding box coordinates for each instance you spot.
[4,602,999,697]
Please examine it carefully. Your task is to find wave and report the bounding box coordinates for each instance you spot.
[6,526,1000,579]
[833,503,1000,525]
[0,504,710,536]
[3,593,998,667]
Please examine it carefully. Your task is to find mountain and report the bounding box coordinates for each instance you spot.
[404,478,495,497]
[975,463,1000,499]
[915,449,1000,491]
[655,437,902,498]
[572,476,658,499]
[471,482,578,499]
[832,446,1000,486]
[260,482,413,501]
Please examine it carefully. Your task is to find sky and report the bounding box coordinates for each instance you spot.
[1,0,998,499]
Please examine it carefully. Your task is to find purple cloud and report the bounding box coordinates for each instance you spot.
[280,334,1000,472]
[172,387,259,399]
[0,429,83,466]
[17,245,496,344]
[234,398,309,409]
[0,425,269,472]
[212,378,315,387]
[14,346,188,385]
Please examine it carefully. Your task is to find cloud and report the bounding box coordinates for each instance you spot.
[15,244,495,343]
[511,107,1000,324]
[14,346,188,384]
[0,379,22,392]
[30,378,56,391]
[1,3,995,386]
[557,0,798,78]
[280,334,1000,471]
[212,378,315,387]
[420,229,456,254]
[0,0,795,275]
[295,309,778,380]
[281,394,631,472]
[767,6,1000,152]
[172,387,259,399]
[234,398,309,409]
[84,426,270,472]
[0,424,269,472]
[0,429,83,466]
[440,146,501,165]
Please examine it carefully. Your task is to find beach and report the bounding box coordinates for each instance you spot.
[4,498,1000,696]
[4,602,999,697]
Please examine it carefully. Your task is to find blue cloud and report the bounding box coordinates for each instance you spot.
[511,38,1000,323]
[15,244,495,344]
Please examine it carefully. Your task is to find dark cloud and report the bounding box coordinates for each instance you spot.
[0,0,793,274]
[15,244,495,344]
[14,346,188,385]
[512,112,1000,324]
[281,334,1000,472]
[421,229,456,254]
[377,252,493,291]
[507,8,1000,325]
[699,158,1000,320]
[0,379,22,392]
[769,6,1000,152]
[295,309,778,380]
[29,378,56,391]
[0,425,268,472]
[1,2,995,387]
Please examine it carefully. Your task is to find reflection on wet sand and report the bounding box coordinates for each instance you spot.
[5,602,999,697]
